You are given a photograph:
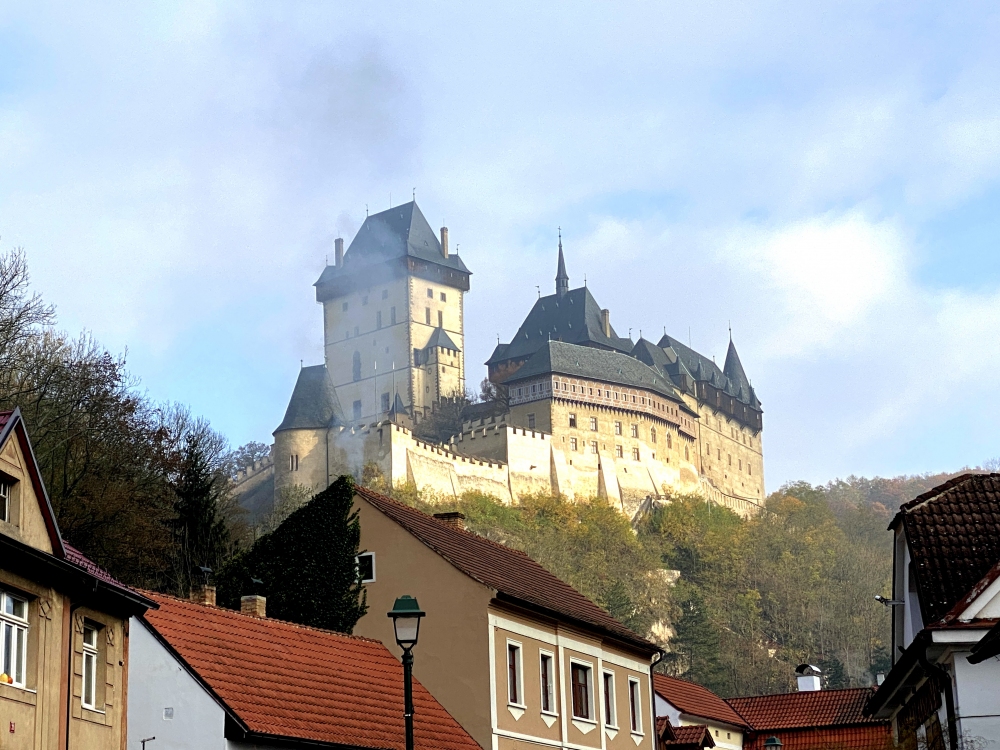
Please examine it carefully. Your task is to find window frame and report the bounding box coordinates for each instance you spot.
[82,623,99,710]
[506,640,525,708]
[614,421,622,436]
[568,413,577,428]
[589,417,598,431]
[570,659,595,722]
[628,677,643,735]
[569,437,578,452]
[602,670,617,728]
[0,590,28,688]
[539,650,556,716]
[0,480,9,523]
[356,552,376,583]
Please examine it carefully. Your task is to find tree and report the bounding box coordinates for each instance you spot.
[217,475,368,633]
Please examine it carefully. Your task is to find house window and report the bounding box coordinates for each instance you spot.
[425,308,431,325]
[0,481,9,523]
[0,590,27,687]
[440,292,447,302]
[589,417,598,431]
[356,552,376,583]
[570,437,578,451]
[571,663,592,719]
[630,424,638,438]
[568,413,577,428]
[615,445,623,458]
[353,351,362,381]
[353,400,362,421]
[614,421,622,436]
[507,642,523,705]
[381,392,390,413]
[376,311,382,329]
[527,414,536,429]
[342,302,349,311]
[590,441,598,454]
[540,653,555,713]
[651,427,657,444]
[82,623,99,709]
[438,310,443,328]
[391,306,397,325]
[628,677,642,733]
[603,671,617,727]
[382,289,388,300]
[288,454,299,471]
[632,447,640,461]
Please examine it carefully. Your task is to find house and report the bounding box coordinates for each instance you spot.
[0,408,154,749]
[657,720,716,749]
[864,473,1000,749]
[127,590,481,750]
[653,674,748,750]
[350,486,662,750]
[729,687,891,750]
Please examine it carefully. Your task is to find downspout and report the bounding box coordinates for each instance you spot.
[649,648,667,725]
[919,651,958,750]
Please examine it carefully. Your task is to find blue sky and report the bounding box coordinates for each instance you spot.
[2,2,1000,490]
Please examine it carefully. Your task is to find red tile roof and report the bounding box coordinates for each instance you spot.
[742,726,892,750]
[661,724,716,748]
[143,593,481,750]
[653,674,748,729]
[727,688,883,730]
[893,473,1000,624]
[356,486,656,651]
[64,543,131,590]
[0,411,10,429]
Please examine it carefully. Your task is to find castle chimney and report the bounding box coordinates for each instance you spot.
[241,594,267,618]
[335,237,344,267]
[190,585,216,607]
[601,309,611,338]
[440,227,449,258]
[434,511,465,531]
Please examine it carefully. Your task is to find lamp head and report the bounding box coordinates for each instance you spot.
[387,595,425,649]
[764,736,783,749]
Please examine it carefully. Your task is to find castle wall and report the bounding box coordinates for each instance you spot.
[408,276,465,414]
[696,404,765,503]
[274,427,329,495]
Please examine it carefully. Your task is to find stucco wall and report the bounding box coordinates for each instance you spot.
[952,650,1000,745]
[127,619,226,750]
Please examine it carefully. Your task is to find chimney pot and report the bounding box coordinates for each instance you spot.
[335,237,344,267]
[601,309,611,338]
[241,594,267,618]
[433,511,465,531]
[190,585,216,607]
[440,227,449,258]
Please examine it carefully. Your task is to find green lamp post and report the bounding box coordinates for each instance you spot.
[388,595,426,750]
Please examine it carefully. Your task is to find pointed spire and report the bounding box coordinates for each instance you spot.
[556,227,569,297]
[723,337,751,397]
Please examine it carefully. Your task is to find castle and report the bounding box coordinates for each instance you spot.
[236,201,765,518]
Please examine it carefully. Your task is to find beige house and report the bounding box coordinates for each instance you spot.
[0,408,153,749]
[351,485,662,750]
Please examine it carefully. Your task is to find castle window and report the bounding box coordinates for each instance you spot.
[425,308,431,325]
[739,459,742,470]
[728,454,732,466]
[590,441,598,454]
[651,427,657,444]
[632,395,636,403]
[381,392,390,412]
[615,445,623,458]
[382,289,388,300]
[517,388,522,396]
[354,326,359,337]
[571,384,576,393]
[391,306,397,324]
[748,464,752,476]
[632,447,640,461]
[376,311,382,329]
[342,302,349,311]
[438,310,443,328]
[289,454,299,471]
[630,424,638,438]
[440,292,447,302]
[532,384,537,393]
[717,449,721,459]
[685,445,690,460]
[589,417,598,431]
[667,433,672,449]
[362,295,369,306]
[569,413,577,428]
[614,421,622,435]
[353,400,362,420]
[528,413,536,429]
[570,437,578,451]
[353,351,362,381]
[427,288,434,298]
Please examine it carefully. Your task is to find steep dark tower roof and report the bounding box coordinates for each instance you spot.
[274,365,344,433]
[315,202,470,301]
[659,333,761,409]
[425,327,461,352]
[555,231,569,298]
[486,286,632,368]
[723,338,751,396]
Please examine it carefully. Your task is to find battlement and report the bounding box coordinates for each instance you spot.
[232,452,274,488]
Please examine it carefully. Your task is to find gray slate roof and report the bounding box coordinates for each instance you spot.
[486,286,632,366]
[314,202,469,289]
[426,327,461,352]
[507,340,687,406]
[274,365,344,433]
[658,334,760,409]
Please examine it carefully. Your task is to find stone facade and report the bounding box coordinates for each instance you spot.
[262,201,766,519]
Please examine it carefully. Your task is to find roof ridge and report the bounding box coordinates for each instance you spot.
[143,590,386,645]
[727,686,876,702]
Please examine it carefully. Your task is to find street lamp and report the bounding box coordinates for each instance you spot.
[763,737,783,749]
[388,595,425,750]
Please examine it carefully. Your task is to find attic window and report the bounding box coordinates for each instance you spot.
[0,481,9,523]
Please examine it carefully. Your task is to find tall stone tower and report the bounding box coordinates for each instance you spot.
[313,201,471,423]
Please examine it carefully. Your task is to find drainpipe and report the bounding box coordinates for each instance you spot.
[919,651,958,750]
[649,648,667,725]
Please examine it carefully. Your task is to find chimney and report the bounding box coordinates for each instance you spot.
[241,595,267,618]
[434,511,465,531]
[795,664,822,692]
[440,227,449,258]
[601,309,611,338]
[190,585,216,607]
[335,237,344,267]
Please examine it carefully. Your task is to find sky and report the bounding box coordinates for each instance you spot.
[2,1,1000,490]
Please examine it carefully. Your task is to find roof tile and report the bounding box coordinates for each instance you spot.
[727,688,883,730]
[653,674,748,729]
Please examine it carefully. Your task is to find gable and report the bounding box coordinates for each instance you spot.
[0,410,63,556]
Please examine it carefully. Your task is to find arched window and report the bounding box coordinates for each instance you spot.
[651,427,657,444]
[352,351,361,382]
